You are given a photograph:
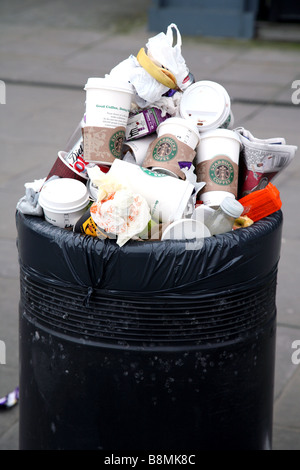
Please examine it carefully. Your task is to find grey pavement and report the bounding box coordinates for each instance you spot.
[1,0,300,451]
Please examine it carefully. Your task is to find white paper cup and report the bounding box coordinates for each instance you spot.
[84,77,134,128]
[151,167,179,178]
[108,159,195,223]
[180,80,233,132]
[161,219,211,241]
[196,129,241,207]
[157,117,200,150]
[39,178,90,228]
[122,135,156,166]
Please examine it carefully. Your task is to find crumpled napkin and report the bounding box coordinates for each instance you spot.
[16,178,46,216]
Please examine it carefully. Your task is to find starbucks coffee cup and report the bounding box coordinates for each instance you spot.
[108,159,194,223]
[39,178,90,229]
[196,129,241,207]
[151,167,179,178]
[84,77,134,128]
[123,135,156,166]
[180,80,234,132]
[83,77,134,164]
[142,117,200,179]
[157,117,200,149]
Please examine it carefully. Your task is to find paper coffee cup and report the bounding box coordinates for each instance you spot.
[82,125,125,163]
[196,129,241,207]
[151,167,179,178]
[83,77,134,164]
[39,178,90,229]
[122,135,156,166]
[157,117,200,149]
[46,151,88,184]
[108,159,194,223]
[180,81,233,132]
[84,77,134,128]
[142,117,200,179]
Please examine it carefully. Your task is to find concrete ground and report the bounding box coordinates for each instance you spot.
[0,0,300,450]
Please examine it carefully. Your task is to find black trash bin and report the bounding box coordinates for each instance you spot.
[16,209,283,450]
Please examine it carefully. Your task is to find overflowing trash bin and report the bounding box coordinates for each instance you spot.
[17,208,282,450]
[16,23,297,450]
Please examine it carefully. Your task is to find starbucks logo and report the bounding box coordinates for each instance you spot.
[152,136,178,162]
[209,158,234,186]
[109,130,125,158]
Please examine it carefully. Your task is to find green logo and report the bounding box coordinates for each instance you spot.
[209,158,234,186]
[109,130,125,158]
[152,136,178,162]
[141,167,166,177]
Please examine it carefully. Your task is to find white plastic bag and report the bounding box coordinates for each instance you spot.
[146,23,189,89]
[107,24,189,109]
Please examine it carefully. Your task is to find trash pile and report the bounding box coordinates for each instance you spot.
[17,23,298,247]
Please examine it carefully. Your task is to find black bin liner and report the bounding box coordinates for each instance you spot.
[16,209,283,450]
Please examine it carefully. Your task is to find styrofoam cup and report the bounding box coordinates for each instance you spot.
[84,77,134,128]
[180,80,233,132]
[39,178,90,228]
[196,129,241,207]
[157,117,200,150]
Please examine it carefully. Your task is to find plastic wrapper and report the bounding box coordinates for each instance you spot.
[0,387,19,410]
[90,189,151,247]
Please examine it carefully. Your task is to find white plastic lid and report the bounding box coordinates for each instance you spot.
[179,80,231,131]
[84,77,134,95]
[39,178,89,212]
[157,117,200,141]
[220,197,244,218]
[161,218,211,240]
[199,128,241,147]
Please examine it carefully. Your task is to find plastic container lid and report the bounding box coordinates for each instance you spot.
[161,218,211,241]
[84,77,134,95]
[39,178,89,213]
[179,81,231,131]
[220,197,244,218]
[199,128,241,147]
[157,117,200,140]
